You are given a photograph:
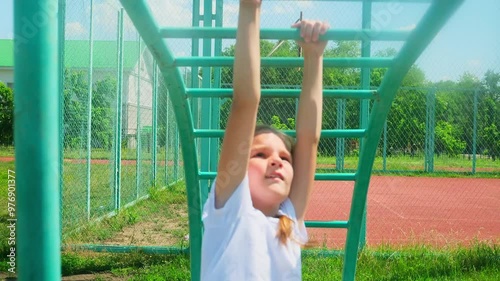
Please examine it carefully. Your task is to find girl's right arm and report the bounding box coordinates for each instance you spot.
[214,0,262,209]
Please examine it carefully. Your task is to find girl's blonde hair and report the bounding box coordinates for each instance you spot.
[277,215,294,245]
[254,124,296,245]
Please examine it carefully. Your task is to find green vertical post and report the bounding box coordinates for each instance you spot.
[114,9,124,210]
[191,0,201,162]
[174,129,179,180]
[152,61,158,186]
[383,120,387,171]
[165,90,169,185]
[14,0,61,279]
[86,0,94,220]
[210,0,223,193]
[136,38,142,199]
[58,0,66,237]
[425,88,436,172]
[358,0,372,250]
[472,89,478,174]
[200,0,213,200]
[336,99,346,171]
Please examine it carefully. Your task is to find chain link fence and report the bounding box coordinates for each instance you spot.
[59,0,499,247]
[61,0,184,237]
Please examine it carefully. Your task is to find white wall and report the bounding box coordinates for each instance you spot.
[0,68,14,87]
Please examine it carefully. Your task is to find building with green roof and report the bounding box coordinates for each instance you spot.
[0,39,156,149]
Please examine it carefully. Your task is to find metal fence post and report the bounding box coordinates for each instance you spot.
[136,39,142,198]
[152,61,158,187]
[472,88,478,174]
[425,88,436,172]
[358,0,373,250]
[86,0,94,220]
[114,9,124,210]
[58,0,66,238]
[15,0,61,279]
[336,99,346,171]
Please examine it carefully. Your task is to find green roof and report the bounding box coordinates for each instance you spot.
[0,39,143,69]
[0,39,14,67]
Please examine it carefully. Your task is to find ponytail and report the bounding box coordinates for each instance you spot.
[277,215,293,245]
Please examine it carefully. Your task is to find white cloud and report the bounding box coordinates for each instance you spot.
[65,22,86,39]
[148,0,192,27]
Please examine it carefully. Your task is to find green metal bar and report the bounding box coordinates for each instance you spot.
[305,221,349,228]
[14,0,61,279]
[174,126,179,180]
[382,120,387,171]
[166,91,170,185]
[357,0,373,253]
[315,173,356,181]
[210,0,223,200]
[58,0,66,239]
[86,0,94,220]
[152,61,158,186]
[194,129,366,138]
[190,0,200,172]
[114,9,124,210]
[425,88,436,172]
[118,2,203,280]
[174,57,393,68]
[186,88,377,99]
[200,0,212,205]
[336,99,346,171]
[472,89,478,174]
[136,38,142,198]
[160,27,410,41]
[198,171,356,181]
[342,2,464,280]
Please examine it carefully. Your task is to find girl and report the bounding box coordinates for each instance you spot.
[201,0,329,280]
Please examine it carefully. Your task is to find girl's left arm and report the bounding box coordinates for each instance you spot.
[289,20,329,223]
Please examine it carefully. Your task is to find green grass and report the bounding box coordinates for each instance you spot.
[1,168,498,279]
[2,242,498,280]
[318,154,499,174]
[63,181,189,247]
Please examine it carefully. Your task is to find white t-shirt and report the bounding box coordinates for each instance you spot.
[201,174,308,281]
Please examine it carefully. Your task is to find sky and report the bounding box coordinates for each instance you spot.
[1,0,499,82]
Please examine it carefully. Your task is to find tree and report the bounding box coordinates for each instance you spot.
[385,66,427,155]
[63,70,117,150]
[63,70,88,149]
[0,82,13,145]
[91,76,116,149]
[480,70,500,160]
[435,120,466,156]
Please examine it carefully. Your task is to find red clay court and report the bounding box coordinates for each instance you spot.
[306,176,500,248]
[2,157,498,247]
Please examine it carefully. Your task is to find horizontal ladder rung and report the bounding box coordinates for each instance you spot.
[193,129,366,138]
[174,57,393,68]
[161,27,410,41]
[315,173,356,181]
[186,89,377,99]
[199,172,356,181]
[305,220,349,229]
[194,129,366,138]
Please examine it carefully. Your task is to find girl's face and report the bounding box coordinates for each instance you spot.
[248,132,294,213]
